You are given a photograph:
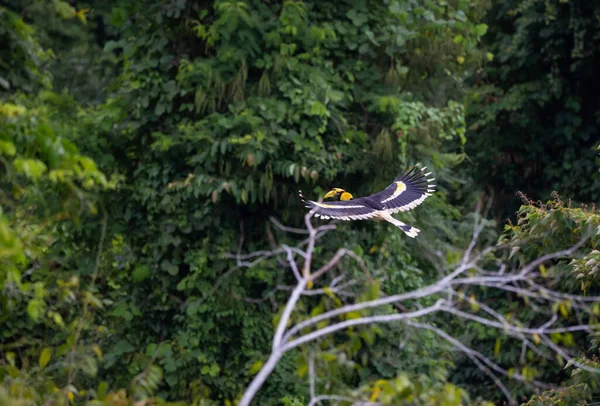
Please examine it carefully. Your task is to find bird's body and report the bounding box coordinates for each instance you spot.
[299,165,435,238]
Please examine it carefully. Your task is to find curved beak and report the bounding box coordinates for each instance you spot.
[323,190,339,199]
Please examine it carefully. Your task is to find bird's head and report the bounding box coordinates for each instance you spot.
[323,188,353,201]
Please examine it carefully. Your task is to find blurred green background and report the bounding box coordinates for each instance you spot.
[1,1,599,405]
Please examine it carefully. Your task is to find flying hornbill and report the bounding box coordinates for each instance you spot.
[299,165,435,238]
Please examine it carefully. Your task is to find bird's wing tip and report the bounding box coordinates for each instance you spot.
[298,190,315,207]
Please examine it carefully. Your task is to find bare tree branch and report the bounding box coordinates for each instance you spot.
[406,321,548,391]
[272,278,308,351]
[441,306,592,335]
[310,248,369,281]
[269,215,310,234]
[238,211,597,406]
[283,245,302,282]
[282,264,473,343]
[540,334,600,374]
[408,320,515,402]
[282,302,445,352]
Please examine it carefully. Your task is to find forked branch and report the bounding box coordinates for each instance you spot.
[237,210,598,406]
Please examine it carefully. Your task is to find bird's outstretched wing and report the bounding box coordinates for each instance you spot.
[372,165,436,214]
[298,191,379,221]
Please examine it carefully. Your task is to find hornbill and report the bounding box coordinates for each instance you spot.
[299,165,435,238]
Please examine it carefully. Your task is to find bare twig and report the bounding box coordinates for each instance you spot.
[310,248,369,281]
[283,245,302,282]
[269,216,310,235]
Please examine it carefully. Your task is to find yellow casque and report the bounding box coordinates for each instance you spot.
[299,164,436,238]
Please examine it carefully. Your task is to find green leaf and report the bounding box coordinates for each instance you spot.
[0,140,16,156]
[97,381,109,399]
[475,24,488,37]
[123,42,136,58]
[309,100,328,116]
[27,299,44,321]
[104,40,119,52]
[297,363,308,378]
[132,264,151,282]
[39,347,52,369]
[81,355,98,376]
[346,9,368,26]
[494,338,501,356]
[155,102,166,116]
[112,339,135,355]
[54,1,76,19]
[14,158,48,179]
[559,302,569,318]
[249,360,263,375]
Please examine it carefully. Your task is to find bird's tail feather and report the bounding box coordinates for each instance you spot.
[399,224,420,238]
[380,212,420,238]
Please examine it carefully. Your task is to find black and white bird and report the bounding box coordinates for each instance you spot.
[299,165,436,238]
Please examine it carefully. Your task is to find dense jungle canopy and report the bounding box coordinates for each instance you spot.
[1,0,599,405]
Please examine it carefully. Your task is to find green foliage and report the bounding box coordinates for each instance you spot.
[521,383,591,406]
[502,192,600,292]
[2,0,118,104]
[350,373,477,405]
[0,91,113,296]
[70,0,491,402]
[0,6,52,93]
[1,0,495,401]
[0,7,180,406]
[5,0,600,405]
[466,0,600,216]
[450,193,600,402]
[505,194,600,403]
